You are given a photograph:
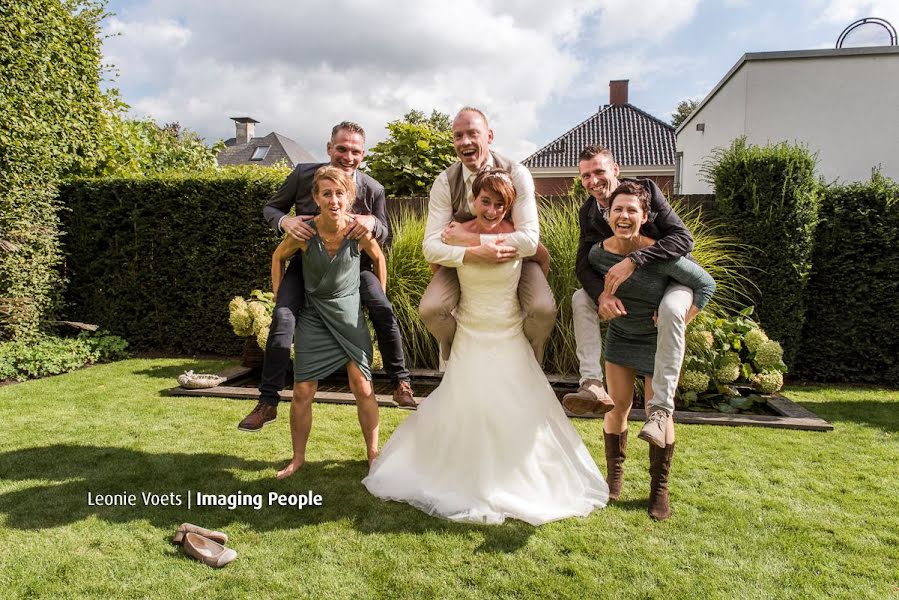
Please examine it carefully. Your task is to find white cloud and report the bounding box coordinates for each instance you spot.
[815,0,899,27]
[594,0,701,47]
[102,0,703,160]
[104,0,606,159]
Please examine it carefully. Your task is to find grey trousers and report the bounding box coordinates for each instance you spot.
[419,261,557,365]
[571,284,692,414]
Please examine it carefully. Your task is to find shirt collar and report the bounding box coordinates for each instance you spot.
[462,154,495,179]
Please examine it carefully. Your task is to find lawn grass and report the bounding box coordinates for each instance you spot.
[0,359,897,599]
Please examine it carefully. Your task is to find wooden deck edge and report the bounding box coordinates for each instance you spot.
[165,385,833,432]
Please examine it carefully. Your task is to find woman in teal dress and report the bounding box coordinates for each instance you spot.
[588,181,715,520]
[272,166,387,479]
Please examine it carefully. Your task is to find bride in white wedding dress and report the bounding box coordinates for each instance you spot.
[363,170,608,525]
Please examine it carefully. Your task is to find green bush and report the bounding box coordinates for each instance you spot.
[703,137,819,366]
[0,0,108,340]
[680,308,788,413]
[58,168,289,354]
[797,174,899,385]
[0,331,128,382]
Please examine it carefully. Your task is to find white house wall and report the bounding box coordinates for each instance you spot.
[677,67,748,194]
[678,51,899,194]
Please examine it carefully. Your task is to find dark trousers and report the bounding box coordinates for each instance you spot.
[258,256,410,405]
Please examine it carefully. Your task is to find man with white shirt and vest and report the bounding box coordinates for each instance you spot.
[419,107,556,366]
[238,121,416,432]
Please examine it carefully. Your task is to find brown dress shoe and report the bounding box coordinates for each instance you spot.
[172,523,228,546]
[237,400,277,432]
[604,430,628,501]
[182,532,237,568]
[562,379,614,415]
[648,442,675,521]
[392,380,417,408]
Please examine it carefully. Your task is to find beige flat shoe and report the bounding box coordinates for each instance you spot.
[172,523,228,546]
[182,532,238,568]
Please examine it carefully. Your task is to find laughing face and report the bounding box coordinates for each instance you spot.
[607,194,647,240]
[452,110,493,171]
[314,178,349,223]
[472,188,509,232]
[578,153,620,206]
[326,129,366,175]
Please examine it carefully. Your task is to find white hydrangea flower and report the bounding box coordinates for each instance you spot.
[744,328,769,353]
[750,370,783,394]
[679,369,711,393]
[754,340,785,371]
[714,352,741,384]
[228,297,254,336]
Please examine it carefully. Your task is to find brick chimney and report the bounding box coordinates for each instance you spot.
[231,117,259,145]
[609,80,629,105]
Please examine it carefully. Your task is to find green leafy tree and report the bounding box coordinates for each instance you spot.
[0,0,108,340]
[671,99,700,128]
[365,110,455,196]
[88,92,224,177]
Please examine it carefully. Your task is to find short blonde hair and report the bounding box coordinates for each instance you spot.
[312,166,356,203]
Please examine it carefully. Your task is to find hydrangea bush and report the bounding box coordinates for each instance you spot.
[679,307,788,413]
[228,290,275,350]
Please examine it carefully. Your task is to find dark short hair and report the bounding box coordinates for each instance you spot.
[454,106,489,128]
[313,166,356,203]
[578,144,616,163]
[472,168,515,212]
[608,181,650,213]
[331,121,366,142]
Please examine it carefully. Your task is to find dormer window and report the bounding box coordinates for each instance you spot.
[250,145,271,161]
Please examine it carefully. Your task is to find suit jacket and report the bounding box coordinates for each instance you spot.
[263,162,389,245]
[575,178,694,302]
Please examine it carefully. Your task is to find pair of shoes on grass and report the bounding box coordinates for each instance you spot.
[171,523,236,568]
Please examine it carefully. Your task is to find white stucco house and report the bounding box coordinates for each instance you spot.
[675,46,899,194]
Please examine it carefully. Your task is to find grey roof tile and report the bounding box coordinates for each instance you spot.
[523,103,675,168]
[216,131,316,168]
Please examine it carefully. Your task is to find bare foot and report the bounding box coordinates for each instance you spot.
[276,459,304,480]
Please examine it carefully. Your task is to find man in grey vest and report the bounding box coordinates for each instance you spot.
[419,107,556,366]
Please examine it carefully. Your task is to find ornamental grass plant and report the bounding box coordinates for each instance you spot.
[385,196,755,374]
[385,202,440,369]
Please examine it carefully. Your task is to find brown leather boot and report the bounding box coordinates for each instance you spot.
[603,430,628,501]
[648,442,675,521]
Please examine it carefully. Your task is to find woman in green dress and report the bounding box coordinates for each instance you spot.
[588,181,715,520]
[272,166,387,480]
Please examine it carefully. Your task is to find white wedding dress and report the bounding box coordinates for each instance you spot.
[363,259,608,525]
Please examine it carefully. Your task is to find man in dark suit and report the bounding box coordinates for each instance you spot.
[238,121,416,432]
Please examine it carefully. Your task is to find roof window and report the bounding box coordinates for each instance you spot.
[250,145,271,161]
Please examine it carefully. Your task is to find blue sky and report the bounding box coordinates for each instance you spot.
[101,0,898,161]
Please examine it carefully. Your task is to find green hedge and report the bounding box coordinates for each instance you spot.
[797,174,899,385]
[0,0,107,340]
[59,169,288,354]
[704,138,819,366]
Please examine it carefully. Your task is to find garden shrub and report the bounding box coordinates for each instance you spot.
[703,137,819,366]
[0,331,128,382]
[58,168,289,354]
[0,0,107,340]
[680,308,788,413]
[797,174,899,385]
